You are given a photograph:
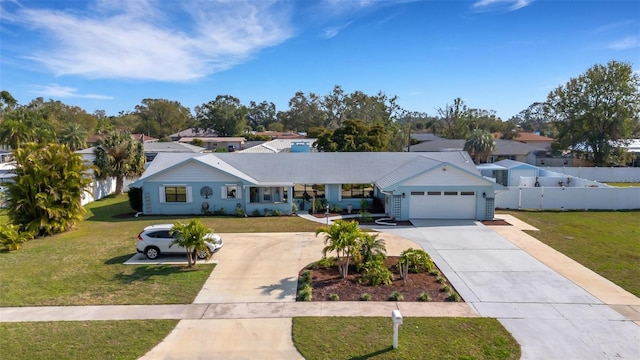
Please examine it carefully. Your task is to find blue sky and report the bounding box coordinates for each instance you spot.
[1,0,638,120]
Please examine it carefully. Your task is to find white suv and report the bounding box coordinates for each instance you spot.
[136,224,223,260]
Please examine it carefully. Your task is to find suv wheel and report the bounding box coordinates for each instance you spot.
[195,249,208,260]
[145,246,160,260]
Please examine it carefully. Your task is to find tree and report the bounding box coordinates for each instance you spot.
[7,143,92,236]
[511,101,554,137]
[397,248,434,285]
[135,99,193,138]
[246,100,277,131]
[195,95,247,136]
[316,220,361,278]
[314,120,388,152]
[437,98,471,139]
[464,129,496,164]
[356,233,386,265]
[546,61,640,166]
[94,132,145,195]
[0,224,33,251]
[0,90,17,118]
[59,122,88,151]
[170,219,212,268]
[280,91,325,132]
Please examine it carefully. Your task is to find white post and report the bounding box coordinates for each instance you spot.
[391,310,402,349]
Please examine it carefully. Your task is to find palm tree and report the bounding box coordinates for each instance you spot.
[0,119,32,149]
[316,220,361,278]
[357,233,387,264]
[7,143,92,236]
[60,123,88,151]
[94,131,145,195]
[464,129,495,164]
[170,219,212,268]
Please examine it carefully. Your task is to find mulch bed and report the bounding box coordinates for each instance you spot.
[481,218,512,226]
[300,256,457,302]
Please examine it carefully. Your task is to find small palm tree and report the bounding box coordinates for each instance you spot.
[94,131,145,195]
[464,129,495,164]
[357,233,387,264]
[170,219,212,268]
[316,220,361,278]
[0,224,33,251]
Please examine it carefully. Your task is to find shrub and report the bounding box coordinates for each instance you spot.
[418,292,432,302]
[298,285,312,301]
[234,206,245,217]
[213,208,227,216]
[358,259,393,286]
[330,203,342,213]
[318,256,336,269]
[389,291,404,301]
[360,293,371,301]
[291,202,299,214]
[328,293,340,301]
[429,269,440,276]
[263,208,274,217]
[446,293,460,302]
[440,285,451,293]
[0,224,33,251]
[436,276,446,284]
[300,270,313,284]
[397,248,435,283]
[273,209,283,216]
[127,187,143,212]
[359,211,373,222]
[251,209,261,217]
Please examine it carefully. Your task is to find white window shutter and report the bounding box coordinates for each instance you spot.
[338,185,342,201]
[186,186,192,203]
[159,186,165,203]
[221,186,227,199]
[236,186,242,199]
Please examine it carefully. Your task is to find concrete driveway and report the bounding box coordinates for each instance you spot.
[141,231,421,359]
[376,219,640,360]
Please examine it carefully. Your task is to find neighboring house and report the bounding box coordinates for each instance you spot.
[177,137,246,152]
[143,142,205,162]
[254,131,307,139]
[477,159,540,187]
[409,138,545,165]
[130,152,502,221]
[170,128,218,142]
[239,139,317,153]
[87,133,158,147]
[0,150,12,163]
[513,132,554,150]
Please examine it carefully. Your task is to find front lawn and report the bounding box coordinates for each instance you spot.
[501,211,640,297]
[0,320,177,360]
[293,317,520,360]
[0,195,319,306]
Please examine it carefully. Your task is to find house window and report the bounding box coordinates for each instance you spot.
[294,184,325,199]
[248,187,284,203]
[223,185,238,199]
[165,186,187,202]
[411,191,425,196]
[427,191,441,196]
[341,184,373,198]
[444,191,458,196]
[461,191,475,196]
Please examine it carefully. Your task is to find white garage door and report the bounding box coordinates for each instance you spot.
[409,191,476,219]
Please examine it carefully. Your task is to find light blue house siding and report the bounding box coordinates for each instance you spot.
[132,152,501,221]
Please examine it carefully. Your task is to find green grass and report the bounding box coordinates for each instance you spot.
[0,320,177,360]
[501,210,640,297]
[0,195,320,306]
[293,317,520,360]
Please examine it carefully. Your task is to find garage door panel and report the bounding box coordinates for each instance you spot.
[410,191,476,219]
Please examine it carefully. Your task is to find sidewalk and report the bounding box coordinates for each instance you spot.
[0,301,478,323]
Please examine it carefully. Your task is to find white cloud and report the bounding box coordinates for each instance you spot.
[30,84,114,100]
[607,36,639,50]
[593,19,635,34]
[472,0,533,12]
[7,0,293,81]
[321,22,352,39]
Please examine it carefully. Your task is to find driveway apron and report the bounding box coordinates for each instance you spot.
[376,220,640,360]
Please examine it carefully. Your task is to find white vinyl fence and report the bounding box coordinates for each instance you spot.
[543,167,640,182]
[496,187,640,210]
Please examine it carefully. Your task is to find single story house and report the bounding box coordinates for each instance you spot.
[130,152,502,221]
[410,137,546,165]
[477,159,540,187]
[177,137,246,152]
